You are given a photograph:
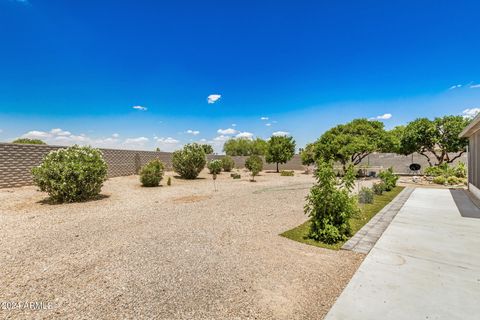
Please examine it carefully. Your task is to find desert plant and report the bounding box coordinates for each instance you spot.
[232,173,241,179]
[31,145,107,203]
[379,167,398,191]
[207,159,223,174]
[372,182,386,195]
[221,156,235,172]
[305,160,359,244]
[202,144,214,155]
[245,155,263,181]
[453,162,466,178]
[433,176,447,185]
[139,159,165,187]
[358,187,374,204]
[280,170,294,176]
[167,176,172,186]
[172,143,206,179]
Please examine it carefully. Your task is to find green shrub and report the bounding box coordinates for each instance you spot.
[447,176,462,185]
[379,167,398,191]
[232,173,241,179]
[280,170,294,176]
[207,159,223,174]
[31,145,108,203]
[139,159,165,187]
[172,143,206,179]
[453,162,466,178]
[433,175,446,185]
[245,155,263,181]
[221,156,235,172]
[305,161,359,244]
[358,187,374,204]
[167,176,172,186]
[372,182,386,195]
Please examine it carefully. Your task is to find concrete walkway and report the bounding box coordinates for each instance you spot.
[342,187,414,254]
[325,188,480,320]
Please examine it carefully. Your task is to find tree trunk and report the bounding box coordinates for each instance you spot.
[276,162,279,173]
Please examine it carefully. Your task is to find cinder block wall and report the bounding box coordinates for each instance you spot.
[0,142,467,189]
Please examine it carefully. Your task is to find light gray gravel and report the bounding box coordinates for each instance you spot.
[0,170,364,319]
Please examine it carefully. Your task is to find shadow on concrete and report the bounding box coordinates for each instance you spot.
[450,189,480,219]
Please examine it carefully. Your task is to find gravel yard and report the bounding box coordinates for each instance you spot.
[0,170,365,319]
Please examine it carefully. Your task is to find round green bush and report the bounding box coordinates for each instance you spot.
[245,155,263,181]
[372,182,386,195]
[207,159,222,174]
[358,186,374,204]
[31,145,108,203]
[140,159,165,187]
[221,156,235,172]
[433,175,446,185]
[172,143,206,179]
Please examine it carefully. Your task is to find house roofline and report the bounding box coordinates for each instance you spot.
[460,113,480,138]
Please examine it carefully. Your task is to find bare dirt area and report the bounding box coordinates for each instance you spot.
[0,170,364,320]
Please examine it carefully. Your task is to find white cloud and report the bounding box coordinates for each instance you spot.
[272,131,290,137]
[186,129,200,136]
[132,105,147,111]
[462,108,480,119]
[231,123,237,127]
[217,128,238,135]
[156,137,181,152]
[207,94,221,104]
[470,84,480,88]
[265,123,272,127]
[235,132,254,139]
[449,84,462,90]
[375,113,392,120]
[124,137,149,144]
[260,117,269,120]
[112,133,120,138]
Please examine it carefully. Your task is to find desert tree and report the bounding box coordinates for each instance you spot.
[265,135,296,172]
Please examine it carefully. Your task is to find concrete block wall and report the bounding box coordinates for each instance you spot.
[0,142,468,188]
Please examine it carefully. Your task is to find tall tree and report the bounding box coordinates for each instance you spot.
[314,119,392,169]
[265,135,296,172]
[300,143,316,166]
[223,138,267,156]
[201,144,214,155]
[399,116,469,166]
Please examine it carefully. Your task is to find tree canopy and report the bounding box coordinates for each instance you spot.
[265,135,296,172]
[201,144,214,155]
[12,138,46,145]
[396,116,469,166]
[300,143,316,166]
[313,119,393,167]
[223,138,267,156]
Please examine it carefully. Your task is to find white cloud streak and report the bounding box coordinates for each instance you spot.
[132,105,147,111]
[217,128,238,135]
[272,131,290,137]
[207,94,221,104]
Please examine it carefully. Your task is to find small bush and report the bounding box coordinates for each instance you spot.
[140,159,165,187]
[207,159,223,174]
[172,143,206,179]
[453,162,466,178]
[424,164,446,177]
[433,176,446,185]
[245,155,263,181]
[167,176,172,186]
[221,156,235,172]
[280,170,294,176]
[31,145,107,203]
[379,167,398,191]
[358,187,374,204]
[232,173,241,179]
[306,161,359,244]
[372,182,386,195]
[447,176,462,185]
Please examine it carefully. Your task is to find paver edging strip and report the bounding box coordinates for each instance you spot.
[342,187,414,254]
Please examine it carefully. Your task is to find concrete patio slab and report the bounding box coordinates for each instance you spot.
[325,188,480,320]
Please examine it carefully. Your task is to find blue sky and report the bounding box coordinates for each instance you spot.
[1,0,480,152]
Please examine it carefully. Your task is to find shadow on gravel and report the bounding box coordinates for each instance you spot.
[37,194,110,205]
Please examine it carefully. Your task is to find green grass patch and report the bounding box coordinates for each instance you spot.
[280,186,405,250]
